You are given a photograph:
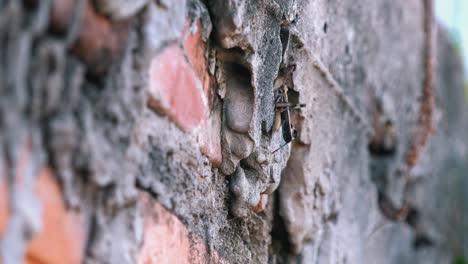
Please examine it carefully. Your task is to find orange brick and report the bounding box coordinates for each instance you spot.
[0,175,7,237]
[183,19,214,106]
[197,113,222,167]
[149,38,221,165]
[50,0,130,76]
[25,168,84,264]
[0,139,84,264]
[253,194,269,213]
[138,193,226,264]
[148,45,208,131]
[49,0,74,33]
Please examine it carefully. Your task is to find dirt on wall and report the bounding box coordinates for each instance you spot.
[0,0,467,264]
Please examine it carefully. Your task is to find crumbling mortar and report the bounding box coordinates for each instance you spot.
[0,2,62,263]
[0,1,149,263]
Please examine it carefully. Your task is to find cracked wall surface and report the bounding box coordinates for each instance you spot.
[0,0,467,264]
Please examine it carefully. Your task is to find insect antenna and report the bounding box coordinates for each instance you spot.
[271,141,290,154]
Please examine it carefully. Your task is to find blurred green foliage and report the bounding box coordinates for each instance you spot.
[447,30,465,66]
[453,257,467,264]
[465,82,468,106]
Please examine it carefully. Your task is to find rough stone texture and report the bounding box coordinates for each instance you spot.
[0,0,467,264]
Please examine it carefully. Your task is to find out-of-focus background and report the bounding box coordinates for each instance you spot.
[436,0,467,79]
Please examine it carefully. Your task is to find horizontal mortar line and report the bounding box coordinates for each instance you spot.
[295,37,373,137]
[311,56,373,135]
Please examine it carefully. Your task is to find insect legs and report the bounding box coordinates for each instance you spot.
[272,86,305,154]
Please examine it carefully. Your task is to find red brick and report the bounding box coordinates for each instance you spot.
[183,20,222,166]
[50,0,130,76]
[183,19,214,106]
[149,19,220,164]
[138,193,226,264]
[0,175,7,237]
[0,139,84,264]
[148,45,208,131]
[182,19,223,166]
[26,168,84,264]
[253,194,269,213]
[49,0,74,33]
[196,113,222,167]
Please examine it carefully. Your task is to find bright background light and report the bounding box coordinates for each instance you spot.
[435,0,468,78]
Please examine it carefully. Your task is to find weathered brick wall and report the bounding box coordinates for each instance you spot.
[0,0,467,264]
